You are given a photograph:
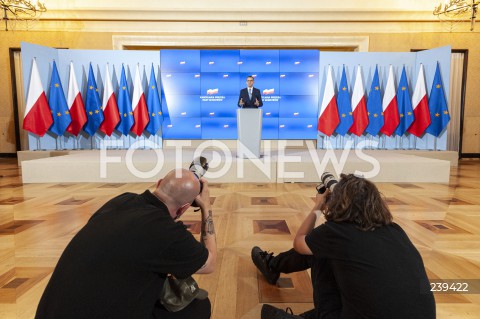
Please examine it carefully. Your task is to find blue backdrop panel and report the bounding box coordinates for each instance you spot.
[160,50,200,73]
[279,95,318,118]
[279,72,319,96]
[239,50,280,73]
[279,118,317,139]
[201,96,239,117]
[162,117,202,139]
[200,72,241,95]
[162,95,201,118]
[280,50,320,72]
[262,118,279,140]
[161,73,200,95]
[201,118,238,139]
[200,50,240,72]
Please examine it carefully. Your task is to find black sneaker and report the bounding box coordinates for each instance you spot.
[261,304,303,319]
[251,246,280,285]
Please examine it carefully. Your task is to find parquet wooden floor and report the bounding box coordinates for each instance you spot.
[0,157,479,318]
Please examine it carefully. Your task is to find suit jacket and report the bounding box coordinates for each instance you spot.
[238,87,263,108]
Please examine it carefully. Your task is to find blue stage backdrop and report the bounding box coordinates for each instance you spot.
[160,49,319,140]
[21,43,451,150]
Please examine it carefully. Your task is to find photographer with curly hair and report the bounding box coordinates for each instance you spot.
[253,174,435,319]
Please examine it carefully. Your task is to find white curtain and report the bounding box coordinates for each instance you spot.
[447,52,464,152]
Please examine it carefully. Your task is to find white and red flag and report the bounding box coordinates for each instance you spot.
[379,65,400,136]
[99,64,120,136]
[407,64,431,137]
[66,62,87,136]
[130,64,150,136]
[23,58,53,136]
[317,65,339,136]
[349,66,369,136]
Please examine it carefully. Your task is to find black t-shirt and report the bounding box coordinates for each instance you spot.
[305,221,435,319]
[35,191,208,319]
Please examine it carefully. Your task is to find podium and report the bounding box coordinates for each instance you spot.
[237,108,262,158]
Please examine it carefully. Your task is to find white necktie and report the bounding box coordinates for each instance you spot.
[248,88,252,99]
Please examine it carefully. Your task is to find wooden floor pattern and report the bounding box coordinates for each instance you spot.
[0,158,480,318]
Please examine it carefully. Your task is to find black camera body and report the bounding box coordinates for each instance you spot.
[316,172,338,194]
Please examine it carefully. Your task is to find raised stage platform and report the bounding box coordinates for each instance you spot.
[18,145,456,184]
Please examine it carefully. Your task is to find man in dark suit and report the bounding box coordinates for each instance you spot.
[238,75,263,108]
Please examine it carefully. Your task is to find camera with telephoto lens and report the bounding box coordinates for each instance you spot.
[189,156,209,207]
[316,172,338,194]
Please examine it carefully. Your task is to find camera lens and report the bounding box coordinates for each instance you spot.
[321,172,338,192]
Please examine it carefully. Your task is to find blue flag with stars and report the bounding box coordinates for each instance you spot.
[394,66,414,136]
[116,65,134,136]
[335,66,353,136]
[83,64,104,136]
[48,61,71,136]
[146,65,163,135]
[426,63,450,137]
[365,66,384,136]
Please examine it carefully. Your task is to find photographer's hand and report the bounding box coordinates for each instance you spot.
[313,190,329,211]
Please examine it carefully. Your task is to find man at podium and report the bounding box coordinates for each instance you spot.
[238,75,263,108]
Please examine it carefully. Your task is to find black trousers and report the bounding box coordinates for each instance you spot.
[153,298,211,319]
[270,249,341,319]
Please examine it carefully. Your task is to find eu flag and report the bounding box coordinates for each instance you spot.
[116,65,134,136]
[48,61,71,136]
[83,64,104,136]
[335,66,353,136]
[426,63,450,137]
[364,66,383,136]
[145,65,163,135]
[394,66,414,136]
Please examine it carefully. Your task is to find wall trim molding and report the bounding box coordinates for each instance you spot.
[112,35,370,51]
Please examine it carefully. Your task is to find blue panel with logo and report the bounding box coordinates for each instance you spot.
[161,94,201,118]
[279,95,319,118]
[278,118,318,139]
[160,50,201,73]
[162,117,202,139]
[239,50,280,73]
[161,73,201,95]
[280,50,319,72]
[201,117,238,139]
[200,72,241,95]
[279,72,319,96]
[201,50,240,72]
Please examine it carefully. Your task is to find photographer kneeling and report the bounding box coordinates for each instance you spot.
[36,168,216,319]
[253,174,435,319]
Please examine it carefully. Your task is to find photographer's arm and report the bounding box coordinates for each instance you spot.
[293,192,328,255]
[194,180,217,274]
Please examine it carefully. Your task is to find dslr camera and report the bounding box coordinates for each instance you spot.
[316,172,338,194]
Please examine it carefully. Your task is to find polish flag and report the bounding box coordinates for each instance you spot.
[66,62,87,136]
[317,65,339,136]
[407,64,431,137]
[23,59,53,137]
[131,65,150,136]
[380,65,400,136]
[99,64,120,136]
[349,66,369,136]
